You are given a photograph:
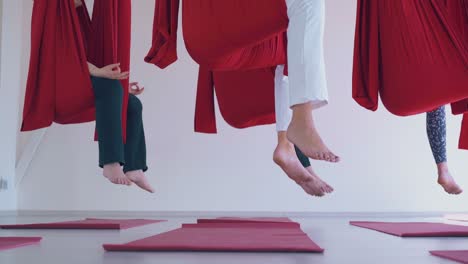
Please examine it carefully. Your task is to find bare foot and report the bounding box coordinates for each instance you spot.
[103,163,132,186]
[287,103,339,163]
[273,140,329,197]
[437,164,462,195]
[125,170,155,193]
[306,166,334,194]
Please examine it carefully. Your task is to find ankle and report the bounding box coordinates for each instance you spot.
[103,163,120,170]
[277,131,288,143]
[124,169,139,175]
[437,162,449,174]
[291,103,313,121]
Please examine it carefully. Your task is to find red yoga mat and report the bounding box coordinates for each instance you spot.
[103,222,323,252]
[430,250,468,264]
[198,217,294,223]
[350,221,468,237]
[197,217,300,228]
[0,218,164,230]
[0,237,42,251]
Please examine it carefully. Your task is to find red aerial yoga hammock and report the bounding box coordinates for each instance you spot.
[21,0,131,141]
[195,67,277,133]
[353,0,468,149]
[145,0,288,133]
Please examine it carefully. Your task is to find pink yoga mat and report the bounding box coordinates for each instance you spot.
[199,217,293,223]
[430,250,468,264]
[197,217,299,226]
[0,237,42,251]
[104,221,322,252]
[0,218,164,230]
[182,222,300,230]
[350,221,468,237]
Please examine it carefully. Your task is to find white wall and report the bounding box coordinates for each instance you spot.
[0,0,23,211]
[17,0,468,213]
[16,0,33,164]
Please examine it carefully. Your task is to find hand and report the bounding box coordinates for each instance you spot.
[93,63,129,80]
[129,82,145,95]
[74,0,83,7]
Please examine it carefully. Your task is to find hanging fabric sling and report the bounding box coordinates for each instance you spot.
[353,0,468,149]
[145,0,288,133]
[21,0,132,141]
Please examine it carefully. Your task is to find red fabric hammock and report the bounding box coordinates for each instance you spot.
[21,0,131,141]
[195,67,276,133]
[145,0,287,70]
[353,0,468,149]
[145,0,287,133]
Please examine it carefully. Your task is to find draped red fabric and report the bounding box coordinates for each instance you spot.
[76,4,93,55]
[446,0,468,150]
[90,0,132,141]
[145,0,286,133]
[182,0,287,70]
[461,116,468,150]
[144,0,179,69]
[22,0,131,141]
[353,0,468,148]
[145,0,287,70]
[22,0,95,131]
[194,67,276,133]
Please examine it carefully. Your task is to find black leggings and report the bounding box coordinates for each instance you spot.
[92,77,148,173]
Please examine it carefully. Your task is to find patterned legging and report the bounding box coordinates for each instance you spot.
[426,106,447,164]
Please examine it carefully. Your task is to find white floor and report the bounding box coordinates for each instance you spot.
[0,215,467,264]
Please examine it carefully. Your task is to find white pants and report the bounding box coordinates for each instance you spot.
[275,65,292,131]
[276,0,328,131]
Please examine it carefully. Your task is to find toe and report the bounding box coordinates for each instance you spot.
[316,152,325,160]
[334,155,341,162]
[309,153,317,160]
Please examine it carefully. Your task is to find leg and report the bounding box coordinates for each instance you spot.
[92,77,131,186]
[426,106,462,194]
[285,0,339,162]
[273,66,333,196]
[123,94,154,193]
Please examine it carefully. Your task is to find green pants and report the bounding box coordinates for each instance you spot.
[91,77,148,173]
[295,146,311,168]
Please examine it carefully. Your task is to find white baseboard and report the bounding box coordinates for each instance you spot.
[0,210,17,216]
[15,210,468,218]
[15,128,47,188]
